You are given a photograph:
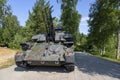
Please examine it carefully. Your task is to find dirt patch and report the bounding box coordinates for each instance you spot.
[0,47,16,56]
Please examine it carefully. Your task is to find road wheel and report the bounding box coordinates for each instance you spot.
[64,64,75,72]
[16,61,30,68]
[16,62,22,67]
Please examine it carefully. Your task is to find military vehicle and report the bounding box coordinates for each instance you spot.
[15,6,75,71]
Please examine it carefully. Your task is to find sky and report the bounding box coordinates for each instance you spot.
[7,0,95,35]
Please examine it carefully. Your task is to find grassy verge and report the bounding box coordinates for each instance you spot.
[95,55,120,64]
[0,58,15,69]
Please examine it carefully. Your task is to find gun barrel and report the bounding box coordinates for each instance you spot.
[42,6,55,42]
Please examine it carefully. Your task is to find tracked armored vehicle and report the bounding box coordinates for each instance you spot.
[15,7,75,71]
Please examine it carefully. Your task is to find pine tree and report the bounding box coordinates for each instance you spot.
[0,0,6,45]
[26,0,51,37]
[0,0,12,46]
[60,0,81,44]
[2,13,20,47]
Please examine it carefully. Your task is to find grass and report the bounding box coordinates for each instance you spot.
[87,51,120,63]
[0,58,15,69]
[0,47,16,69]
[95,55,120,64]
[0,47,16,56]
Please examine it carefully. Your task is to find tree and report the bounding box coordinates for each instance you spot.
[12,33,26,49]
[88,0,120,57]
[0,0,8,45]
[0,0,7,26]
[53,17,60,27]
[114,0,120,59]
[26,0,51,38]
[2,13,20,47]
[0,0,14,46]
[59,0,81,44]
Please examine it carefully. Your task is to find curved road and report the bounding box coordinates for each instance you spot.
[0,52,120,80]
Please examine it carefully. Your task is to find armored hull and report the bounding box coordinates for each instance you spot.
[15,28,75,71]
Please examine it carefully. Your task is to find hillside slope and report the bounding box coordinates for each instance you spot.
[0,47,16,69]
[0,47,16,56]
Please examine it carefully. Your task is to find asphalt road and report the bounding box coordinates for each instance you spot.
[0,52,120,80]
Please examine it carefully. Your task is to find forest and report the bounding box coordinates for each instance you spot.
[0,0,120,60]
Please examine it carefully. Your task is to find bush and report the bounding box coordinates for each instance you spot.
[75,44,87,51]
[8,42,15,49]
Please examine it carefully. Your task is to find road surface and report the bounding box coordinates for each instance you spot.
[0,52,120,80]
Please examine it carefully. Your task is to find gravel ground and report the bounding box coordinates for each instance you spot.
[0,52,120,80]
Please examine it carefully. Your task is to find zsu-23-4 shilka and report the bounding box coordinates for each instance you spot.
[15,6,75,71]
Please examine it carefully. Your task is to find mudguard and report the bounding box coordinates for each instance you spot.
[15,53,24,62]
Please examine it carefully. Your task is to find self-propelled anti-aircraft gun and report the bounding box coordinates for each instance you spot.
[15,6,75,71]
